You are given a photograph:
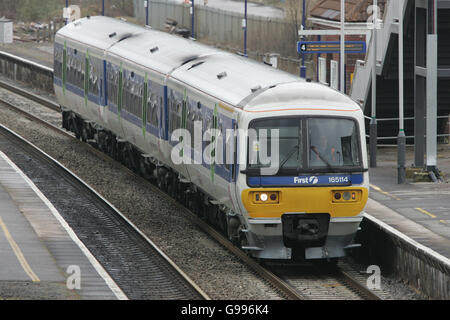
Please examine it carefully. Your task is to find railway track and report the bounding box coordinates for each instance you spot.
[0,122,208,300]
[0,64,383,300]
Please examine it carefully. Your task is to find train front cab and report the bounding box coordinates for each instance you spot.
[238,115,369,261]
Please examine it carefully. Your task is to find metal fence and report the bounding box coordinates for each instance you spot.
[133,0,304,75]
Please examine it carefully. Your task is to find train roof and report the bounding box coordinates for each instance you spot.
[57,16,360,110]
[243,82,361,112]
[171,53,300,106]
[56,16,144,50]
[108,29,222,75]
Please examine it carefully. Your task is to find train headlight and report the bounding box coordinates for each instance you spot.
[332,190,361,203]
[251,191,279,204]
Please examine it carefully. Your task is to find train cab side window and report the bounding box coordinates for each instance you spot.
[232,123,238,181]
[221,120,232,172]
[217,119,228,171]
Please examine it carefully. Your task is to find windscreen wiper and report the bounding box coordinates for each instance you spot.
[279,144,300,170]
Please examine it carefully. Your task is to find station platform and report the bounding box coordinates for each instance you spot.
[0,42,53,69]
[0,150,124,300]
[366,144,450,261]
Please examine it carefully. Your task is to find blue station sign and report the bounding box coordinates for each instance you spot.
[297,41,367,54]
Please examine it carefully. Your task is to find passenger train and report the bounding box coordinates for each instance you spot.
[54,16,369,261]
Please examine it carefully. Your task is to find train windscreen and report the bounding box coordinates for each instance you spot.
[247,117,362,175]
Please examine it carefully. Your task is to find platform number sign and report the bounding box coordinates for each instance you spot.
[297,41,367,54]
[300,43,307,53]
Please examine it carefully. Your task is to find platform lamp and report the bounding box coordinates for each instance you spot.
[340,0,345,93]
[191,0,195,38]
[398,0,406,183]
[243,0,248,57]
[300,0,306,78]
[370,0,378,168]
[65,0,69,25]
[145,0,149,25]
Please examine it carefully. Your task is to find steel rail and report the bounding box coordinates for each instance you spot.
[0,49,53,73]
[0,79,60,111]
[338,269,382,300]
[0,116,209,300]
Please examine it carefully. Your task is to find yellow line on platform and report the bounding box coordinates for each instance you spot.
[0,217,40,282]
[415,208,437,219]
[370,184,401,200]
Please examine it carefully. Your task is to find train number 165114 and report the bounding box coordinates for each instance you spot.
[329,176,349,183]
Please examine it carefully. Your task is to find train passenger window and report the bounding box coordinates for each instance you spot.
[107,67,119,107]
[87,56,100,97]
[146,92,159,127]
[122,73,143,119]
[65,51,84,90]
[186,101,202,150]
[169,93,183,134]
[146,93,152,124]
[77,57,85,89]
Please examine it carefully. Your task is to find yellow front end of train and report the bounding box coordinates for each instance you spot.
[242,187,368,219]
